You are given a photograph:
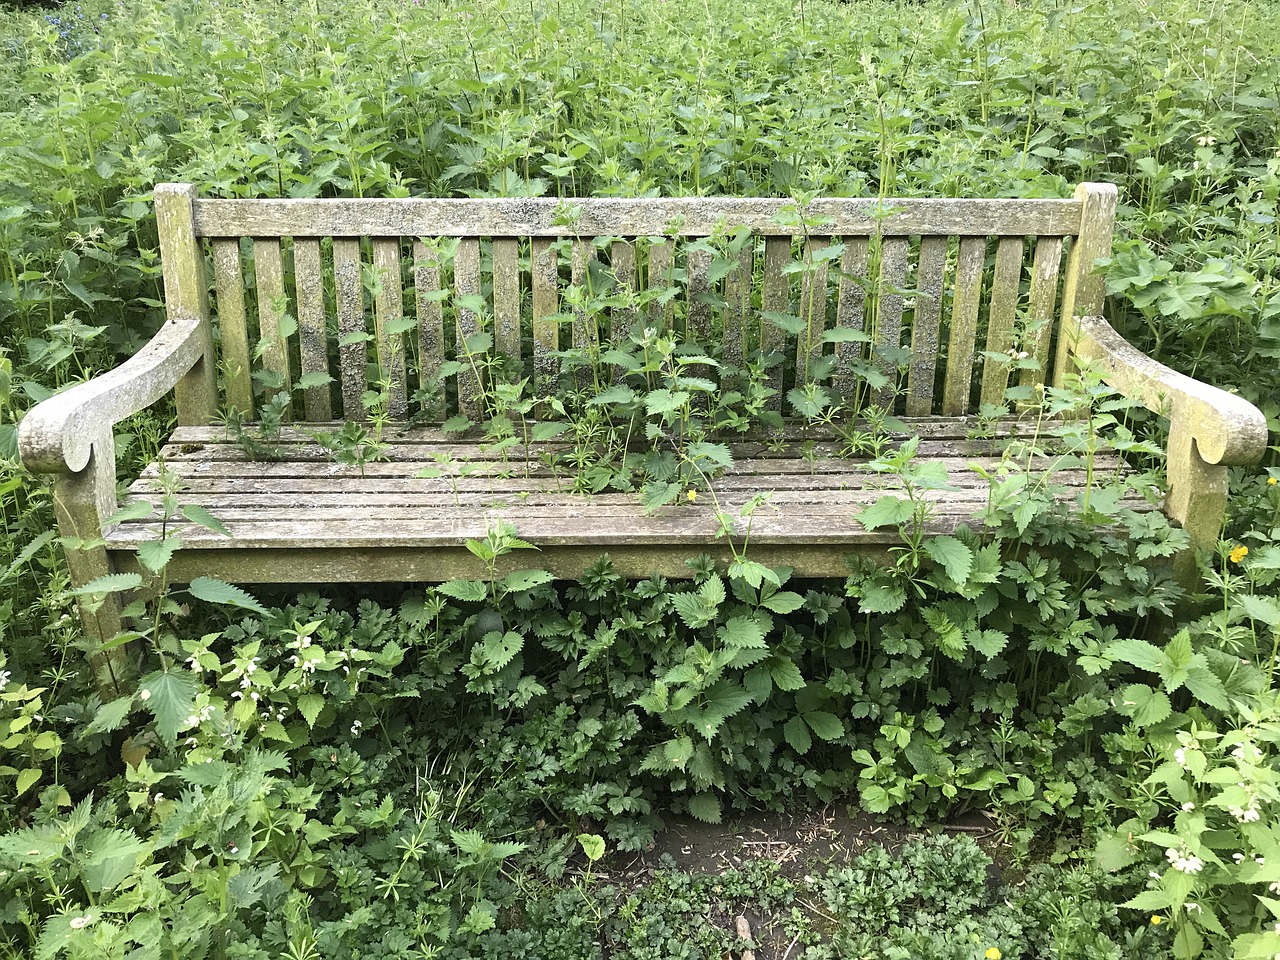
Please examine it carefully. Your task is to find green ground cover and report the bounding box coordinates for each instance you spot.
[1,0,1280,956]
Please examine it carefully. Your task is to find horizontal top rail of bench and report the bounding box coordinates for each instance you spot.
[190,196,1086,238]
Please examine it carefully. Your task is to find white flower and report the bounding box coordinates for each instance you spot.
[1181,801,1196,812]
[350,720,363,735]
[1234,853,1246,863]
[1166,847,1203,874]
[1197,135,1217,147]
[1186,902,1202,914]
[139,689,151,701]
[1174,748,1187,766]
[1243,808,1261,823]
[68,915,92,930]
[0,669,12,690]
[1269,882,1280,895]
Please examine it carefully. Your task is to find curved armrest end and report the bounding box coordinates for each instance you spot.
[18,311,209,476]
[1072,315,1268,465]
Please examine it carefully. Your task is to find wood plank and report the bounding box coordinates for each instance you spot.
[832,237,870,402]
[647,240,673,330]
[372,239,408,417]
[871,237,908,409]
[332,238,366,420]
[722,241,754,370]
[610,240,638,347]
[685,243,713,344]
[211,238,254,416]
[292,239,332,421]
[454,237,483,419]
[156,183,218,426]
[492,238,521,366]
[906,236,947,416]
[570,239,600,357]
[1022,236,1063,389]
[942,237,985,416]
[797,237,830,385]
[761,236,791,411]
[1054,183,1118,387]
[980,236,1026,410]
[194,197,1085,239]
[253,238,291,419]
[413,240,446,410]
[531,238,559,394]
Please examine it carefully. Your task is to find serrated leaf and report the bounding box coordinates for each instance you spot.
[502,569,554,593]
[804,711,844,741]
[857,578,906,614]
[1115,684,1171,727]
[644,388,689,416]
[783,715,812,754]
[104,501,154,526]
[1183,661,1230,713]
[297,694,324,729]
[136,537,180,574]
[436,579,489,602]
[181,505,232,538]
[969,629,1009,658]
[441,414,473,434]
[84,696,134,735]
[856,496,913,531]
[719,616,768,649]
[662,736,694,770]
[187,577,268,615]
[671,590,714,630]
[770,659,805,691]
[924,535,972,585]
[1106,638,1174,679]
[586,385,636,406]
[1237,594,1280,627]
[295,371,334,391]
[761,591,804,614]
[2,530,56,584]
[687,792,722,824]
[530,421,568,441]
[138,670,197,742]
[70,573,143,596]
[16,767,41,796]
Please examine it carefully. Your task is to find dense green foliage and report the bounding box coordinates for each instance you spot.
[2,0,1280,956]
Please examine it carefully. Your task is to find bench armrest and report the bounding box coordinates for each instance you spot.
[19,310,209,475]
[1070,314,1268,466]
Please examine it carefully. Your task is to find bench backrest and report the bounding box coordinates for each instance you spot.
[155,183,1116,425]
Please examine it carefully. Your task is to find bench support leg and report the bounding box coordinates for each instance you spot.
[50,454,134,699]
[1166,420,1228,585]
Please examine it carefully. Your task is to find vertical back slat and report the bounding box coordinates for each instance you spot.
[647,240,673,329]
[156,183,217,425]
[905,236,947,417]
[372,238,407,417]
[531,239,559,394]
[454,237,483,418]
[761,236,791,411]
[722,242,753,370]
[797,237,830,384]
[1022,237,1063,389]
[979,236,1025,410]
[871,238,908,409]
[414,240,446,408]
[212,238,253,416]
[293,238,332,421]
[571,239,600,355]
[942,237,985,416]
[685,244,712,344]
[333,238,366,420]
[254,238,291,420]
[610,240,638,345]
[832,238,870,402]
[492,238,521,366]
[1053,183,1117,387]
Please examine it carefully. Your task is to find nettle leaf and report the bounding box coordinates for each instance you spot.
[437,579,489,602]
[1237,594,1280,627]
[770,659,805,691]
[85,696,134,735]
[856,496,913,531]
[136,537,181,574]
[804,711,844,741]
[1183,661,1231,713]
[686,441,732,469]
[924,535,972,585]
[503,569,554,593]
[969,629,1009,658]
[587,384,636,406]
[856,577,907,614]
[671,590,715,630]
[187,577,268,615]
[784,715,812,754]
[138,670,197,742]
[70,573,142,596]
[297,694,325,729]
[105,500,154,525]
[473,631,524,672]
[295,371,334,391]
[644,388,689,416]
[663,736,694,770]
[719,616,768,650]
[1115,683,1172,727]
[181,505,232,538]
[687,792,722,824]
[1106,638,1174,679]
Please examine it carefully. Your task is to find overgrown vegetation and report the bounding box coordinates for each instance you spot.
[2,0,1280,956]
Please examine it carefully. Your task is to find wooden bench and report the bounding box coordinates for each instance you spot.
[19,182,1268,654]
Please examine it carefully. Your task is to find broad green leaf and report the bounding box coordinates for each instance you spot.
[297,694,325,729]
[502,569,555,593]
[671,590,715,630]
[84,696,134,735]
[969,629,1009,658]
[1115,683,1171,727]
[16,767,41,796]
[70,573,142,596]
[784,715,812,754]
[1183,661,1231,713]
[644,388,689,416]
[719,616,768,650]
[687,792,722,824]
[2,530,56,583]
[1106,638,1173,678]
[436,579,489,602]
[181,505,232,538]
[770,659,805,691]
[1237,594,1280,627]
[138,670,197,742]
[856,578,906,614]
[104,501,154,526]
[136,537,180,574]
[761,590,804,614]
[856,496,913,531]
[662,736,694,770]
[804,711,844,741]
[187,577,268,615]
[295,371,334,391]
[80,828,149,895]
[577,833,606,862]
[924,536,973,585]
[587,384,636,406]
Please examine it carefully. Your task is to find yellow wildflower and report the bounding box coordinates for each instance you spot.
[685,489,697,503]
[986,949,1002,960]
[1150,915,1165,925]
[1229,545,1249,563]
[1269,477,1278,486]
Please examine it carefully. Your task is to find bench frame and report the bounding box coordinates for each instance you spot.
[19,183,1269,690]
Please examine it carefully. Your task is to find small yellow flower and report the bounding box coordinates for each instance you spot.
[685,489,697,503]
[986,949,1002,960]
[1229,545,1249,563]
[1269,477,1278,486]
[1151,914,1165,925]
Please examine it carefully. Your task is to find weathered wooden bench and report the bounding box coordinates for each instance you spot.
[19,182,1268,652]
